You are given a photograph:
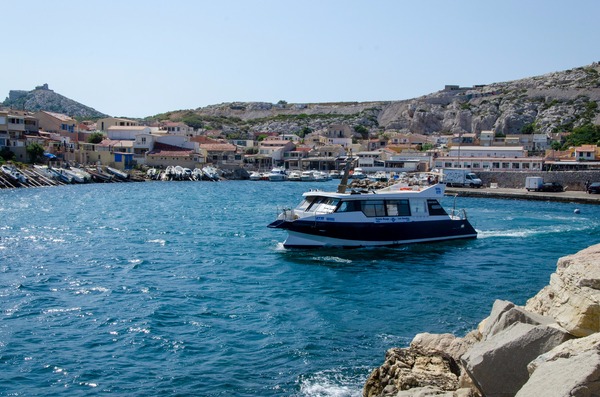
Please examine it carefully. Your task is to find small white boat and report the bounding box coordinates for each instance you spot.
[1,164,28,184]
[329,170,341,179]
[267,167,288,182]
[192,168,204,181]
[106,166,129,180]
[249,171,262,181]
[300,170,316,182]
[69,167,92,183]
[288,171,302,181]
[351,167,367,179]
[202,166,220,181]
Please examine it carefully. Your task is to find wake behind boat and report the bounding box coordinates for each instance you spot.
[267,179,477,248]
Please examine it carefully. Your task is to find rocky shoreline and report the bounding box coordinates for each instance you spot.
[363,244,600,397]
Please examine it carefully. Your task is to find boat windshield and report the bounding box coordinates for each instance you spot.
[299,196,340,214]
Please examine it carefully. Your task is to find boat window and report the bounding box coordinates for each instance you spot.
[310,197,340,214]
[295,197,316,211]
[410,199,428,216]
[336,200,361,212]
[385,199,411,216]
[427,199,447,216]
[361,200,386,217]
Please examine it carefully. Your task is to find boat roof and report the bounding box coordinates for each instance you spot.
[302,183,446,200]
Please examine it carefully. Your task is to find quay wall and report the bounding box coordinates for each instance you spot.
[477,170,600,190]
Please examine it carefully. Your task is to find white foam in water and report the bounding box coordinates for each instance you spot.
[312,256,353,264]
[299,370,363,397]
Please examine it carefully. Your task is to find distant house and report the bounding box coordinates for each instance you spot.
[96,117,139,132]
[0,110,28,161]
[146,142,204,169]
[34,111,77,140]
[258,139,296,165]
[324,124,353,147]
[575,144,599,161]
[200,142,241,168]
[161,121,195,137]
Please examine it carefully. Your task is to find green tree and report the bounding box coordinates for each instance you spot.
[181,114,204,130]
[521,122,536,134]
[354,125,369,139]
[550,141,563,151]
[26,143,45,163]
[299,126,312,138]
[564,124,600,147]
[87,132,105,144]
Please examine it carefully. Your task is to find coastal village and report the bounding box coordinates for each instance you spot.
[1,84,600,190]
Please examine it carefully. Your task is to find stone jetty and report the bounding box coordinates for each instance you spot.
[363,244,600,397]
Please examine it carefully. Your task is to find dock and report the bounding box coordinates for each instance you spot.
[446,187,600,205]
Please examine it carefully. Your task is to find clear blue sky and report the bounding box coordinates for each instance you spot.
[3,0,599,118]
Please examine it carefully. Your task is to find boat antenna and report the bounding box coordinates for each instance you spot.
[337,151,356,193]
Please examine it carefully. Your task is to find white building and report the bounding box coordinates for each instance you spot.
[107,126,151,140]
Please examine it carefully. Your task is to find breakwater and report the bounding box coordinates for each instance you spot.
[478,170,600,190]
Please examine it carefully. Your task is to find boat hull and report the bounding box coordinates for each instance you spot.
[268,218,477,248]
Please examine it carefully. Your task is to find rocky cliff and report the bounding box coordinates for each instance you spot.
[160,63,600,137]
[363,244,600,397]
[2,84,108,119]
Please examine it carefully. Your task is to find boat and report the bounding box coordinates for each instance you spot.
[329,170,341,179]
[192,168,204,181]
[316,171,331,181]
[202,165,220,181]
[369,171,389,182]
[267,181,477,248]
[1,164,28,184]
[267,167,288,182]
[350,167,367,179]
[300,170,316,182]
[106,166,129,180]
[288,171,302,181]
[249,171,262,181]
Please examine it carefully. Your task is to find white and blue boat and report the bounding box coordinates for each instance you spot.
[268,182,477,248]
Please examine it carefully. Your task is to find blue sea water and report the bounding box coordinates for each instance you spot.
[1,180,600,396]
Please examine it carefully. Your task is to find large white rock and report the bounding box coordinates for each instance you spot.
[480,300,555,340]
[516,350,600,397]
[525,244,600,337]
[461,322,573,397]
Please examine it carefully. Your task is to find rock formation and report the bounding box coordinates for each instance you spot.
[154,63,600,137]
[2,84,108,118]
[363,243,600,397]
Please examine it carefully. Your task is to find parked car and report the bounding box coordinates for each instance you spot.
[587,182,600,194]
[539,182,564,192]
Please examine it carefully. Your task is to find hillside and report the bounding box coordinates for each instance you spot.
[2,84,108,119]
[154,63,600,137]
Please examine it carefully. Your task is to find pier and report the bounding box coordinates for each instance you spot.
[446,186,600,205]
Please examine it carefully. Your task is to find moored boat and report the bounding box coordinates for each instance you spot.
[267,167,288,182]
[1,164,28,184]
[268,182,477,248]
[202,165,220,181]
[249,171,262,181]
[300,170,316,182]
[288,171,302,181]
